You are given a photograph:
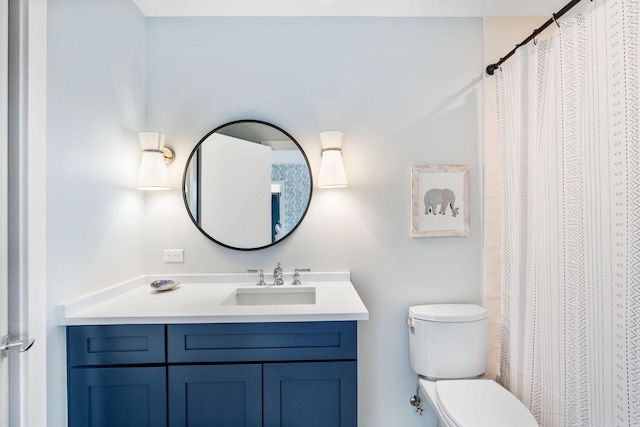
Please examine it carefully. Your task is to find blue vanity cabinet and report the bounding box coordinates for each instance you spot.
[66,325,167,427]
[67,321,358,427]
[166,321,358,427]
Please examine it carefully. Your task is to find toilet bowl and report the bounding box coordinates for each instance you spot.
[408,304,538,427]
[418,378,538,427]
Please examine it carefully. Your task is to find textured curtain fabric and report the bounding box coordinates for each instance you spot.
[495,1,639,426]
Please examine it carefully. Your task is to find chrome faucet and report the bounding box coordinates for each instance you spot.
[272,262,284,286]
[292,268,311,285]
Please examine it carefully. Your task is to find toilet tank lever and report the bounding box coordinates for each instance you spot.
[406,316,415,328]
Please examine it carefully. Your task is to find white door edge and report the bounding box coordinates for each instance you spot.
[0,0,10,425]
[6,0,48,426]
[23,0,48,425]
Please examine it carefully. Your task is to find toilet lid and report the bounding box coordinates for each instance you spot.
[436,380,538,427]
[409,304,487,322]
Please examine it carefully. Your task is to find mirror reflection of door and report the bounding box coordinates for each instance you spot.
[200,134,272,248]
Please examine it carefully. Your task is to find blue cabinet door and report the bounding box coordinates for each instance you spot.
[68,366,167,427]
[168,364,262,427]
[263,361,357,427]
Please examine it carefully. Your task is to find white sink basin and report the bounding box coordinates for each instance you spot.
[222,287,317,306]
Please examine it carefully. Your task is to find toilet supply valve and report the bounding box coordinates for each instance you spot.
[248,269,267,286]
[292,268,311,285]
[409,388,425,415]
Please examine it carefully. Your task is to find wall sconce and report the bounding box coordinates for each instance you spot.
[318,131,348,188]
[137,131,175,190]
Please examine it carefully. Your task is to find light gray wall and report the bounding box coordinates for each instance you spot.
[45,8,483,425]
[46,0,147,425]
[144,17,483,427]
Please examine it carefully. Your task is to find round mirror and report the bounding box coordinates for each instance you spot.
[182,120,313,251]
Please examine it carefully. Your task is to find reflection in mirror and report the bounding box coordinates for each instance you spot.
[183,120,312,251]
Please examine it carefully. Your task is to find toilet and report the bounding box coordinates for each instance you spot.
[407,304,538,427]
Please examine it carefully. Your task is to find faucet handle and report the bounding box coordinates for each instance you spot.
[248,269,266,286]
[292,268,311,285]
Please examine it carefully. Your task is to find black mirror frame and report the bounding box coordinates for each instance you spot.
[182,119,313,251]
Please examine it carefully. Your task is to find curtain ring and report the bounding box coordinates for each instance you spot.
[533,37,538,46]
[552,13,560,27]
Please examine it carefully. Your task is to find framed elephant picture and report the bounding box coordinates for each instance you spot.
[411,165,470,237]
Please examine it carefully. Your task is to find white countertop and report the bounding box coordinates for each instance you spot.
[56,272,369,325]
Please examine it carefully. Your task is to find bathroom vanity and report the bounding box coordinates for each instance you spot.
[57,273,368,427]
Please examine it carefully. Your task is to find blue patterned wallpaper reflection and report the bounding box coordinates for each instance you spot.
[272,164,311,235]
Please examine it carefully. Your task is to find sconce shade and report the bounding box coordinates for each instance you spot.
[318,131,348,188]
[137,131,170,190]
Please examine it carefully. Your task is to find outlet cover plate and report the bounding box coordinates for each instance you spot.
[163,249,184,263]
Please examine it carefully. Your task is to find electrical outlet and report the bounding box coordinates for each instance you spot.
[163,249,184,263]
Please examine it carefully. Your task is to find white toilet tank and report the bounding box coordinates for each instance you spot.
[408,304,488,379]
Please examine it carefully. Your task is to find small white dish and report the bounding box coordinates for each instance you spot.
[150,279,180,292]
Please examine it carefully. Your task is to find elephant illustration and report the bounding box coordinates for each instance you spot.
[424,188,456,215]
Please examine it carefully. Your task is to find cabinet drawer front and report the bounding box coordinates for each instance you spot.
[167,321,356,363]
[67,324,166,367]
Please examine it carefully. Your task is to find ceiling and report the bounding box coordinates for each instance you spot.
[131,0,571,18]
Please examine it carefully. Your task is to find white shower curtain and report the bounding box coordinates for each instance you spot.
[495,0,639,426]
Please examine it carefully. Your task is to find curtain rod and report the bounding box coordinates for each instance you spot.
[485,0,587,75]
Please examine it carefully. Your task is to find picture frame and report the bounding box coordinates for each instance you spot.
[411,165,470,237]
